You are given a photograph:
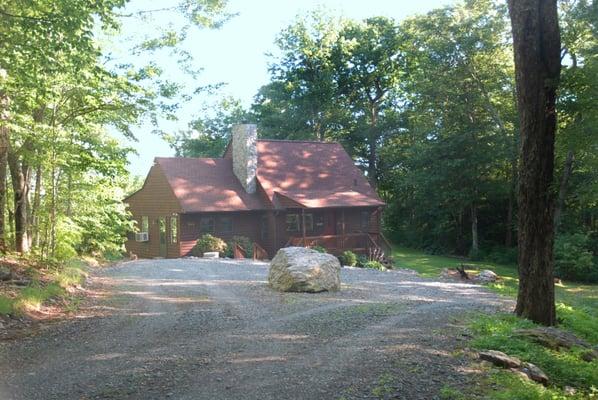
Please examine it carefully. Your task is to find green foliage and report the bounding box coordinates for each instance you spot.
[382,0,516,256]
[225,236,254,258]
[478,246,518,265]
[356,255,368,268]
[0,0,231,260]
[338,250,357,266]
[554,232,597,282]
[53,217,83,262]
[363,260,386,271]
[192,234,227,256]
[172,97,251,158]
[310,245,327,253]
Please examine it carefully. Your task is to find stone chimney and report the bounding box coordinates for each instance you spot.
[232,124,257,194]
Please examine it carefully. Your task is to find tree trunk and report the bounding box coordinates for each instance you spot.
[8,151,31,254]
[508,0,561,326]
[554,150,574,232]
[505,156,517,248]
[0,89,9,252]
[31,164,42,248]
[471,204,479,257]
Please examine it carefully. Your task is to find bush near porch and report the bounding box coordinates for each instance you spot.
[191,234,227,257]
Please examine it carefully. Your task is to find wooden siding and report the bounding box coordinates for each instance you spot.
[124,164,182,258]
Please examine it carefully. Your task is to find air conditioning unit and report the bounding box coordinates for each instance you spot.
[135,232,149,242]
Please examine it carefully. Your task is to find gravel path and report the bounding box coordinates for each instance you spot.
[1,258,508,399]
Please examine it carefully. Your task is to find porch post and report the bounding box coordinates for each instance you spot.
[341,209,345,250]
[301,208,306,247]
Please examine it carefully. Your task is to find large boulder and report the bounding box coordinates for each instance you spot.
[268,247,341,293]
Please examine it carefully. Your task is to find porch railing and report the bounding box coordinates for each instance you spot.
[285,233,379,255]
[233,242,269,260]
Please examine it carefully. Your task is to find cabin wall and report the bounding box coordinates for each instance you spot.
[124,164,182,258]
[180,212,266,257]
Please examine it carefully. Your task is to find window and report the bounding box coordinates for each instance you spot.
[314,214,324,229]
[219,216,233,233]
[200,217,215,233]
[141,216,149,233]
[304,213,314,232]
[170,215,178,243]
[360,211,370,230]
[286,214,300,232]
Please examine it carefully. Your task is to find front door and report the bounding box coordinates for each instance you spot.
[158,217,167,257]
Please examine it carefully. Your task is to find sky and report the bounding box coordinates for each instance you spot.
[114,0,454,176]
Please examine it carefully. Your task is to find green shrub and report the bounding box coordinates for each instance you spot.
[54,217,82,261]
[356,255,368,268]
[192,234,227,257]
[554,233,596,282]
[310,245,327,253]
[477,246,518,265]
[225,236,253,258]
[338,250,357,266]
[363,260,387,271]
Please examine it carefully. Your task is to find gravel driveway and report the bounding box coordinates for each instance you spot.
[1,258,507,399]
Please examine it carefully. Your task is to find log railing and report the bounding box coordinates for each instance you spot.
[233,242,269,260]
[252,242,269,260]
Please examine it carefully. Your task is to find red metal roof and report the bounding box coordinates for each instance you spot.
[155,140,384,212]
[257,140,384,208]
[155,157,265,212]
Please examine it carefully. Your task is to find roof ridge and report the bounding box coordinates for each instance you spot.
[155,156,226,161]
[257,139,340,144]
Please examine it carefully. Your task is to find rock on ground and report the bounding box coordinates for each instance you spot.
[474,270,498,283]
[514,326,594,351]
[521,362,549,385]
[268,247,341,293]
[479,350,522,368]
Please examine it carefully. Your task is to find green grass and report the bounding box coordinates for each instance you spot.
[51,259,88,288]
[470,314,598,393]
[392,246,598,399]
[0,295,14,315]
[13,283,65,312]
[392,245,518,278]
[0,258,89,316]
[439,385,467,400]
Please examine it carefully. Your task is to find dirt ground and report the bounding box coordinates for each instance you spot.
[0,258,508,399]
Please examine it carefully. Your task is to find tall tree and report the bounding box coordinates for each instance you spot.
[172,97,251,158]
[382,0,515,256]
[334,17,404,185]
[508,0,561,325]
[253,12,349,141]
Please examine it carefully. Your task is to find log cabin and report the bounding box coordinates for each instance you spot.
[124,124,390,259]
